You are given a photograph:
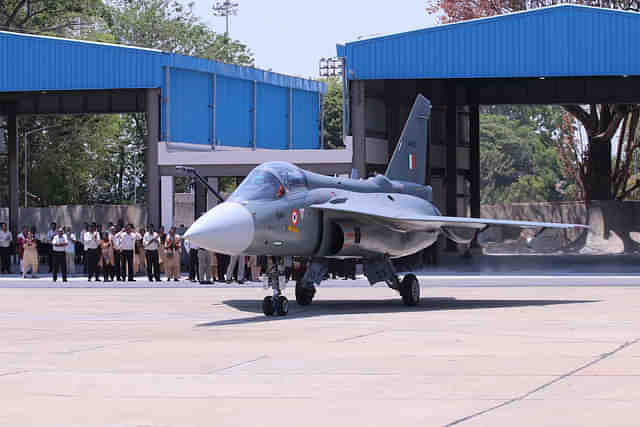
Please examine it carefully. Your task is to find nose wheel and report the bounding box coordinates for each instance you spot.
[263,295,288,316]
[262,263,288,316]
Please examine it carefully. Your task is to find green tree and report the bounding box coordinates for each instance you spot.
[427,0,640,201]
[101,0,253,65]
[480,112,565,204]
[0,0,102,33]
[320,77,344,149]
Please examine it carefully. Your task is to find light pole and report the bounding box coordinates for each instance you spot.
[22,125,62,207]
[212,0,239,35]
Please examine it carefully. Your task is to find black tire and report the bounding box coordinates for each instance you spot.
[400,274,420,306]
[295,279,315,306]
[262,296,275,316]
[277,296,289,316]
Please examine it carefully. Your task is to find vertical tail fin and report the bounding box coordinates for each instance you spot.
[384,94,431,184]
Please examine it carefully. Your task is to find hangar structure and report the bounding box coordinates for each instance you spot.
[0,30,336,234]
[339,4,640,247]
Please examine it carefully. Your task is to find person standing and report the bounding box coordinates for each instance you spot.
[46,222,57,273]
[0,222,12,274]
[64,226,76,275]
[111,226,123,281]
[226,254,245,284]
[118,224,138,282]
[164,226,181,281]
[99,232,115,282]
[185,238,199,282]
[197,246,213,284]
[22,231,38,278]
[157,226,166,273]
[143,224,161,282]
[79,222,89,272]
[83,223,100,282]
[51,228,68,282]
[247,255,260,282]
[16,226,27,275]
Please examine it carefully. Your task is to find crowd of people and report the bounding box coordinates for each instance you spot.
[0,221,265,284]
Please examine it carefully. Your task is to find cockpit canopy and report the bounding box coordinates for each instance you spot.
[227,162,307,202]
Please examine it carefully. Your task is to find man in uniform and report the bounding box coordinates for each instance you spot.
[51,228,68,282]
[226,254,245,284]
[83,223,100,281]
[0,222,12,274]
[197,246,213,284]
[117,224,139,282]
[143,224,161,282]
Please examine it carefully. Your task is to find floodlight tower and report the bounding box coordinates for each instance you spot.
[213,0,239,36]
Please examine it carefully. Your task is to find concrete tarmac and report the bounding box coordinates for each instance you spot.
[1,276,639,426]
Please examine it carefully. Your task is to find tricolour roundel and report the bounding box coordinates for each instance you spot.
[290,209,300,226]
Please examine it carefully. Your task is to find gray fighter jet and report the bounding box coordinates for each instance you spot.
[184,95,589,316]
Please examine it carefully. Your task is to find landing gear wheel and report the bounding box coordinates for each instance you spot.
[277,296,289,316]
[400,274,420,306]
[262,296,275,316]
[295,279,316,306]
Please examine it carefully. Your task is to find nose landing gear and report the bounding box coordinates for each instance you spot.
[262,264,288,316]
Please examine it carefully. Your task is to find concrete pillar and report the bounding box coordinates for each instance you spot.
[7,109,18,236]
[446,89,458,251]
[161,176,174,231]
[194,178,207,219]
[351,80,366,178]
[146,89,161,227]
[207,177,219,211]
[469,105,480,219]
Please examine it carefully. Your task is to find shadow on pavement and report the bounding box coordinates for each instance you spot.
[196,297,598,327]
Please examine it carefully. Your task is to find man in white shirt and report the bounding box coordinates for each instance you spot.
[46,222,57,273]
[64,226,76,275]
[111,226,123,281]
[83,223,101,282]
[143,224,161,282]
[118,224,139,281]
[51,228,68,282]
[184,238,199,282]
[0,222,12,274]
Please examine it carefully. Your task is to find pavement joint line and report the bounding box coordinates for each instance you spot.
[0,370,30,377]
[206,355,268,374]
[443,337,640,427]
[331,330,387,343]
[56,339,148,355]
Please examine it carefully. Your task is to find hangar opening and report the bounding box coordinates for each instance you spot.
[339,5,640,254]
[0,30,334,236]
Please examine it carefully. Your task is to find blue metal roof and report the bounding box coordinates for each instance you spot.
[0,31,324,149]
[339,5,640,80]
[0,30,324,92]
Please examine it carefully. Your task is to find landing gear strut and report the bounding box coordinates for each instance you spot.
[364,257,421,307]
[262,261,288,316]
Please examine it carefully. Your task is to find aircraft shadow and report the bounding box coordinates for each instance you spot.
[196,297,598,327]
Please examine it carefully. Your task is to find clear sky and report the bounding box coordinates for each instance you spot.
[190,0,439,79]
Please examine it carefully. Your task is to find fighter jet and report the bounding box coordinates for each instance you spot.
[184,95,589,316]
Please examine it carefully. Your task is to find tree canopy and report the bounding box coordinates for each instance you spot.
[426,0,640,201]
[0,0,254,207]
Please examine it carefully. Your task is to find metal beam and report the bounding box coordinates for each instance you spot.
[469,104,480,219]
[252,80,257,150]
[212,73,217,149]
[164,67,170,141]
[146,88,161,227]
[159,162,352,178]
[445,85,457,251]
[289,88,293,149]
[7,108,18,236]
[351,80,366,178]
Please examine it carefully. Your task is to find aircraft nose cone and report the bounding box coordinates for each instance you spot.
[184,202,255,255]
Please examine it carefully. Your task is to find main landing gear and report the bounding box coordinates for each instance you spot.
[364,257,420,306]
[262,262,288,316]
